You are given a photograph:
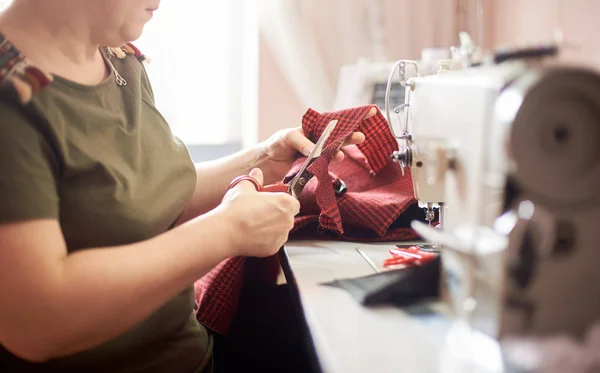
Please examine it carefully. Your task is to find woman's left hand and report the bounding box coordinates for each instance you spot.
[258,119,368,185]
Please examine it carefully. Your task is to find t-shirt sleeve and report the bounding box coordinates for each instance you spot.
[139,63,156,103]
[0,97,60,224]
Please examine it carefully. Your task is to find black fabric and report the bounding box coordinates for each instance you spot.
[212,284,316,373]
[324,256,441,306]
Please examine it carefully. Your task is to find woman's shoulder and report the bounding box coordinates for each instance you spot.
[0,34,150,104]
[0,35,53,105]
[103,43,153,91]
[106,43,151,65]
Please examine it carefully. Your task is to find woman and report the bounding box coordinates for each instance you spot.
[0,1,364,372]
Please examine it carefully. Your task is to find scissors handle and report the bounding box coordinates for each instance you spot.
[228,175,290,194]
[261,183,290,193]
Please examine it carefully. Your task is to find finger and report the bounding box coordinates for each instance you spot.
[231,170,263,193]
[286,128,315,156]
[278,194,301,215]
[333,150,345,163]
[275,234,290,252]
[290,198,301,215]
[332,132,365,163]
[286,215,295,231]
[342,132,365,147]
[365,106,378,119]
[249,168,264,186]
[335,108,374,149]
[231,178,259,193]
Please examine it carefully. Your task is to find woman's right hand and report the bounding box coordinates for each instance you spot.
[218,168,300,258]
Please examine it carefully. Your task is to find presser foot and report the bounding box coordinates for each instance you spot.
[396,243,441,253]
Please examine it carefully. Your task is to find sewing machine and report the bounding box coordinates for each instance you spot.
[334,48,455,229]
[333,48,451,113]
[385,33,481,230]
[385,33,600,371]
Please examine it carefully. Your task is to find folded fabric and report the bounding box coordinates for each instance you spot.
[195,105,419,335]
[286,105,418,241]
[195,255,280,335]
[324,256,441,306]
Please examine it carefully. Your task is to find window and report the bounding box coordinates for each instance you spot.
[0,0,258,147]
[136,0,258,145]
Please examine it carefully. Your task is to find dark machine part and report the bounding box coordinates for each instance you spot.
[494,45,559,64]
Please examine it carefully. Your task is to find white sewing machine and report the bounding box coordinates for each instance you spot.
[386,33,600,371]
[385,33,482,230]
[333,48,451,113]
[333,48,453,229]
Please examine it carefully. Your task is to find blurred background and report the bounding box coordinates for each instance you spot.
[1,0,598,161]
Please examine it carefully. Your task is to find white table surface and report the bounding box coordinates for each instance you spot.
[282,240,504,373]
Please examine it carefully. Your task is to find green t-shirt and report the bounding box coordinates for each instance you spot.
[0,36,212,373]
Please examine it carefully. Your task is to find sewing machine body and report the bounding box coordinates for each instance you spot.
[406,62,526,229]
[397,60,527,336]
[387,36,600,370]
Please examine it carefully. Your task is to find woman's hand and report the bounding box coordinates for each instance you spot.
[218,168,300,257]
[257,107,375,184]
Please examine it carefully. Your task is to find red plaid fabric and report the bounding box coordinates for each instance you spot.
[195,105,418,335]
[194,258,244,335]
[194,255,280,335]
[286,105,418,240]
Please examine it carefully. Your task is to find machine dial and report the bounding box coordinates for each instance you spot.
[508,67,600,208]
[391,146,413,176]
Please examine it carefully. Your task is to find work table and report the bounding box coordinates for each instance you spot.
[281,240,503,373]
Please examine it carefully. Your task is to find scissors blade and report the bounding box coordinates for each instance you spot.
[288,119,338,198]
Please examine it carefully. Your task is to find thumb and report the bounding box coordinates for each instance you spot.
[249,168,264,186]
[287,128,316,156]
[230,169,264,193]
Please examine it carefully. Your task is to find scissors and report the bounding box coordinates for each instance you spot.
[382,246,437,268]
[228,119,340,198]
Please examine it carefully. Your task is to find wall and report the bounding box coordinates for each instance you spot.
[256,0,600,141]
[489,0,600,69]
[257,33,307,142]
[256,0,464,140]
[297,0,462,77]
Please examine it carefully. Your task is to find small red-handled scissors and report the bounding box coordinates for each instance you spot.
[382,245,437,268]
[228,120,339,198]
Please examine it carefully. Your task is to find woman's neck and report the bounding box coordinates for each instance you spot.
[0,2,109,85]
